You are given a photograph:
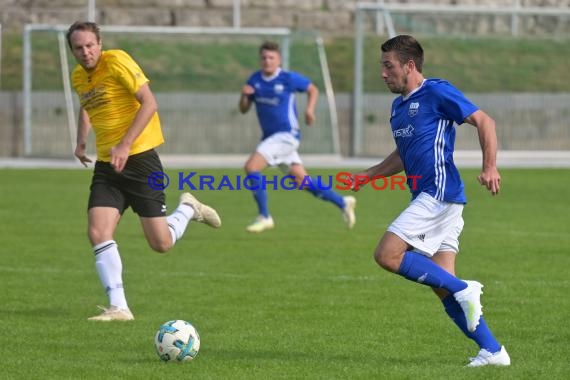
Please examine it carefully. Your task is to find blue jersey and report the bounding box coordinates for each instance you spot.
[246,68,311,140]
[390,79,478,203]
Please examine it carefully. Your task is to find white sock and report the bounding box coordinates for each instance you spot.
[166,203,194,244]
[93,240,128,310]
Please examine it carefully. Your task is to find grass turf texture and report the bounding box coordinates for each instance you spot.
[0,167,568,379]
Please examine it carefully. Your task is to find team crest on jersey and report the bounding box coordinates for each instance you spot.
[408,102,420,117]
[274,83,284,94]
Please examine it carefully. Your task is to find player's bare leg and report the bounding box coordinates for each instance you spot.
[140,216,175,253]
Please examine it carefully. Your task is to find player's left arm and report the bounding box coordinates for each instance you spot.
[111,82,158,173]
[304,83,319,126]
[465,109,501,195]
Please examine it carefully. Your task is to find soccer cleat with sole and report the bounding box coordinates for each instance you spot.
[246,215,274,233]
[467,345,511,367]
[88,305,134,321]
[453,280,484,332]
[342,196,357,229]
[180,192,221,228]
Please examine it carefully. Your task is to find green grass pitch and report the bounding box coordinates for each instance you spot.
[0,167,568,379]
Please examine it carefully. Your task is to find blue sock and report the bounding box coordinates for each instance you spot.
[247,172,269,217]
[442,295,502,353]
[397,251,467,293]
[305,177,345,208]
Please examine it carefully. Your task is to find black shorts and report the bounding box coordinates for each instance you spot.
[88,149,167,217]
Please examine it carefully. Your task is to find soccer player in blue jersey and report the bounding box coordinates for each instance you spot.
[239,41,356,233]
[351,35,510,366]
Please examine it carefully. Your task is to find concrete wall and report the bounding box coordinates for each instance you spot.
[2,91,569,158]
[1,0,568,35]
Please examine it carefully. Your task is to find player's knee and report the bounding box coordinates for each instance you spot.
[149,238,173,254]
[87,227,110,246]
[244,158,259,173]
[374,249,399,272]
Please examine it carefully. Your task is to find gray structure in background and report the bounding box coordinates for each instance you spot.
[352,1,570,156]
[1,2,569,159]
[349,93,570,155]
[21,24,294,157]
[1,0,569,36]
[1,91,568,159]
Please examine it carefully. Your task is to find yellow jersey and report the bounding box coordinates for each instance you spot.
[71,50,164,161]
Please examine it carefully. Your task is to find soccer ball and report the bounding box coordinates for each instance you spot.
[154,319,201,363]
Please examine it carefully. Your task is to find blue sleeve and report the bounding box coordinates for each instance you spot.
[435,82,478,125]
[288,71,311,92]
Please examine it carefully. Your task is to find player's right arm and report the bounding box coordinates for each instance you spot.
[75,107,93,167]
[239,84,255,114]
[350,149,404,191]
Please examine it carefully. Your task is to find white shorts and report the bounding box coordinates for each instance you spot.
[387,192,464,256]
[256,132,302,171]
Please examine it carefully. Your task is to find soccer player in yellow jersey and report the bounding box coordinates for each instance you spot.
[66,21,222,321]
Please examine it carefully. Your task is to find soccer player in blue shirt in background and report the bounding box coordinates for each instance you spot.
[351,35,510,367]
[239,41,356,233]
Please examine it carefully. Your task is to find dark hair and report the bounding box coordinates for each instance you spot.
[381,35,424,73]
[259,41,280,55]
[66,21,101,49]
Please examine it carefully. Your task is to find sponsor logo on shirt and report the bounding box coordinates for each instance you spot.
[256,97,280,106]
[393,124,414,138]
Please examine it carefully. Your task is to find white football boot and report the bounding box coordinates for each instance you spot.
[180,192,221,228]
[467,346,511,367]
[453,280,484,332]
[342,196,356,229]
[88,305,134,321]
[246,215,275,233]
